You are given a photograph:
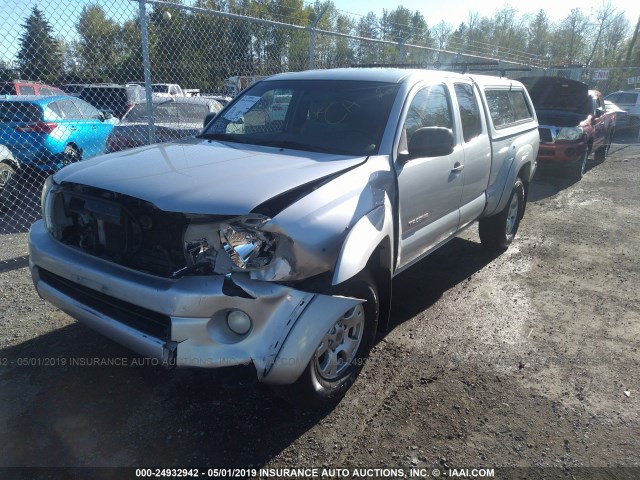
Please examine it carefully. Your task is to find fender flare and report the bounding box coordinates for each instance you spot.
[486,144,533,217]
[331,197,394,286]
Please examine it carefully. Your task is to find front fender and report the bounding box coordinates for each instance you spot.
[331,198,394,286]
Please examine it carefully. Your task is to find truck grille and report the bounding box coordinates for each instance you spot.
[52,184,188,278]
[38,268,171,340]
[539,128,553,143]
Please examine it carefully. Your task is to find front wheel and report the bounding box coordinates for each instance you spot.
[62,145,81,165]
[479,177,525,251]
[595,131,614,162]
[275,273,379,408]
[569,148,589,179]
[0,163,17,213]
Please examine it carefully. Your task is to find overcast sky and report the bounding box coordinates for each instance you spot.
[329,0,640,28]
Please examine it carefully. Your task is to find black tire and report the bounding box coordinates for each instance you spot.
[62,145,81,165]
[479,177,525,251]
[274,272,379,408]
[569,147,589,179]
[595,131,614,162]
[0,163,17,213]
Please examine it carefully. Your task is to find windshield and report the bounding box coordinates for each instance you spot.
[202,79,400,156]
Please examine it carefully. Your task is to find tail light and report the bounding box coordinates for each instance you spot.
[15,122,58,134]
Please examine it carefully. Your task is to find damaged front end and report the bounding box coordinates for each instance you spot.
[32,177,362,384]
[41,178,300,282]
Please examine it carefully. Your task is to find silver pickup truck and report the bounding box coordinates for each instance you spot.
[29,68,539,406]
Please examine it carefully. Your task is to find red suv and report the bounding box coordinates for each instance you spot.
[0,80,64,96]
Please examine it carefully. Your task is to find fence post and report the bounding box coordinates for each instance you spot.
[309,3,329,70]
[138,0,155,144]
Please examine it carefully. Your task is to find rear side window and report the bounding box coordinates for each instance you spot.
[454,83,482,142]
[19,85,36,95]
[73,99,102,119]
[485,89,533,129]
[57,99,82,119]
[0,102,42,122]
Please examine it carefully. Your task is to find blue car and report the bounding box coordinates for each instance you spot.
[0,95,118,171]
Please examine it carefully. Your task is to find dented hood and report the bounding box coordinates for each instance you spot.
[53,137,366,215]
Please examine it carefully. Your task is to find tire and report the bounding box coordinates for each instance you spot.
[594,131,614,162]
[479,177,525,251]
[0,163,17,213]
[62,145,81,165]
[275,272,379,408]
[569,147,589,179]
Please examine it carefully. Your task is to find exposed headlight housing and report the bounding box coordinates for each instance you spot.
[220,216,277,270]
[556,127,583,141]
[181,215,278,275]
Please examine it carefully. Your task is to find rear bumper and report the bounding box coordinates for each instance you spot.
[28,221,360,384]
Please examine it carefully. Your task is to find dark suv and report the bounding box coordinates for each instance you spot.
[79,84,145,119]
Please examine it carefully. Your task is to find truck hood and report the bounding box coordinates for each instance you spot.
[54,137,366,215]
[519,76,592,116]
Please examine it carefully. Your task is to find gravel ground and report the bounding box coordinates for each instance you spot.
[0,138,638,480]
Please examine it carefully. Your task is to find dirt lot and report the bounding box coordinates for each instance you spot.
[0,138,639,480]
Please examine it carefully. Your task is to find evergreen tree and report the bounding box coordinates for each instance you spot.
[17,6,63,82]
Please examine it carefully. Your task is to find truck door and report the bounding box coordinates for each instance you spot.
[395,83,464,270]
[453,82,491,228]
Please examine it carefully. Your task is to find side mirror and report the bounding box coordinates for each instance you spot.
[595,108,604,118]
[203,112,217,128]
[402,127,454,162]
[101,111,114,121]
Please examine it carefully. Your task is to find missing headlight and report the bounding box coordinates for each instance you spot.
[220,223,276,270]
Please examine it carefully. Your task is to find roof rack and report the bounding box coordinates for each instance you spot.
[469,67,532,77]
[349,61,500,73]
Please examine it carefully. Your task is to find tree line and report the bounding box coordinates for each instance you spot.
[6,1,640,93]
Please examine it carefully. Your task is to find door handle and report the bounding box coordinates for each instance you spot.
[70,127,77,131]
[451,163,464,172]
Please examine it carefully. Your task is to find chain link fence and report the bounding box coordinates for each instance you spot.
[0,0,636,266]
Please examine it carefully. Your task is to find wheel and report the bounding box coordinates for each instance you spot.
[0,162,15,192]
[594,131,614,162]
[569,147,589,179]
[62,145,81,165]
[479,177,525,251]
[0,163,17,213]
[275,273,379,408]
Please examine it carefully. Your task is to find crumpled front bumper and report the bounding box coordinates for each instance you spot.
[28,220,361,384]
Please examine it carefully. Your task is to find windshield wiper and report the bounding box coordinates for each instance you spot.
[257,139,334,153]
[197,132,248,143]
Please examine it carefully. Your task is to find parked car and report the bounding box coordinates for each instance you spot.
[604,90,640,140]
[106,97,223,152]
[79,84,145,119]
[0,95,118,172]
[520,76,616,179]
[0,80,64,96]
[151,83,184,98]
[29,68,539,406]
[61,84,89,97]
[604,100,631,138]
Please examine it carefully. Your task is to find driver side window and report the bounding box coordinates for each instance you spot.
[401,84,453,153]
